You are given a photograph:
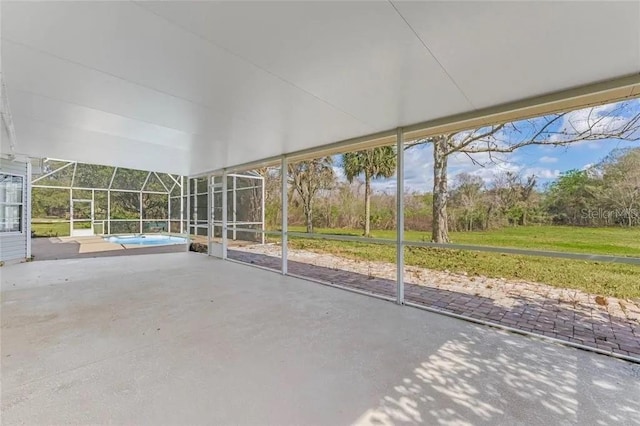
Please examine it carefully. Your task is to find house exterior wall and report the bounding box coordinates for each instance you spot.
[1,157,31,263]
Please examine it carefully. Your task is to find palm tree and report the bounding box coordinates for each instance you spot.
[342,146,396,237]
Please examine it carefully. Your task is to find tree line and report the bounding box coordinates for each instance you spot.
[277,100,640,239]
[264,146,639,235]
[31,165,175,221]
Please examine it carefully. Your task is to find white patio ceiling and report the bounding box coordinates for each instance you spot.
[1,1,639,175]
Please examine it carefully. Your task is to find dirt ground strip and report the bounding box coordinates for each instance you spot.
[228,243,640,359]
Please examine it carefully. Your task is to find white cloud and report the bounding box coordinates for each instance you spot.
[539,156,558,164]
[522,167,560,180]
[397,145,523,191]
[399,144,433,192]
[332,165,346,183]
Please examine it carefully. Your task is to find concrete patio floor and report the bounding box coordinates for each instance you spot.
[2,253,639,425]
[227,248,640,361]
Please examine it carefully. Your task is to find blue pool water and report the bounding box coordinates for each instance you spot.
[104,234,187,246]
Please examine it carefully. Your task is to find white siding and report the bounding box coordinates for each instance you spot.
[1,158,30,263]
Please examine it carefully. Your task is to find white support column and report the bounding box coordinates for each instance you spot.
[261,174,266,245]
[180,176,184,234]
[222,171,228,259]
[396,128,405,305]
[91,189,95,235]
[193,179,197,235]
[186,177,191,251]
[207,175,212,256]
[281,156,288,275]
[107,167,116,236]
[69,188,73,236]
[26,161,32,259]
[167,189,171,234]
[232,175,237,241]
[107,190,111,235]
[140,173,151,235]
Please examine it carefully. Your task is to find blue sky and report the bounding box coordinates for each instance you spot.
[335,98,640,194]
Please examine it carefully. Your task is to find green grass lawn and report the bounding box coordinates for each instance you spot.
[286,225,640,298]
[31,220,70,237]
[287,225,640,257]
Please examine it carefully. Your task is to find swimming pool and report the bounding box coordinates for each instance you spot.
[104,234,188,246]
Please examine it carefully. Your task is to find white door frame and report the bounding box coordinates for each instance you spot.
[70,198,94,237]
[209,174,225,258]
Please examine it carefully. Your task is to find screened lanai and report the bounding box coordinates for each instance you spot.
[3,2,640,424]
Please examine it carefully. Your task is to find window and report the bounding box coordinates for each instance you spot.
[0,174,24,233]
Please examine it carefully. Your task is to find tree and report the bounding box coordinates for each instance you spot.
[491,171,537,226]
[597,148,640,227]
[109,168,149,221]
[450,173,485,231]
[342,146,396,237]
[288,157,335,233]
[407,100,640,242]
[255,167,282,230]
[545,169,597,225]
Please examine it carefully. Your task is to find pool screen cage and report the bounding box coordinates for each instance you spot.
[31,159,266,242]
[31,159,185,237]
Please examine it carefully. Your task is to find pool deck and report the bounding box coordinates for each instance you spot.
[62,236,129,253]
[31,237,187,261]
